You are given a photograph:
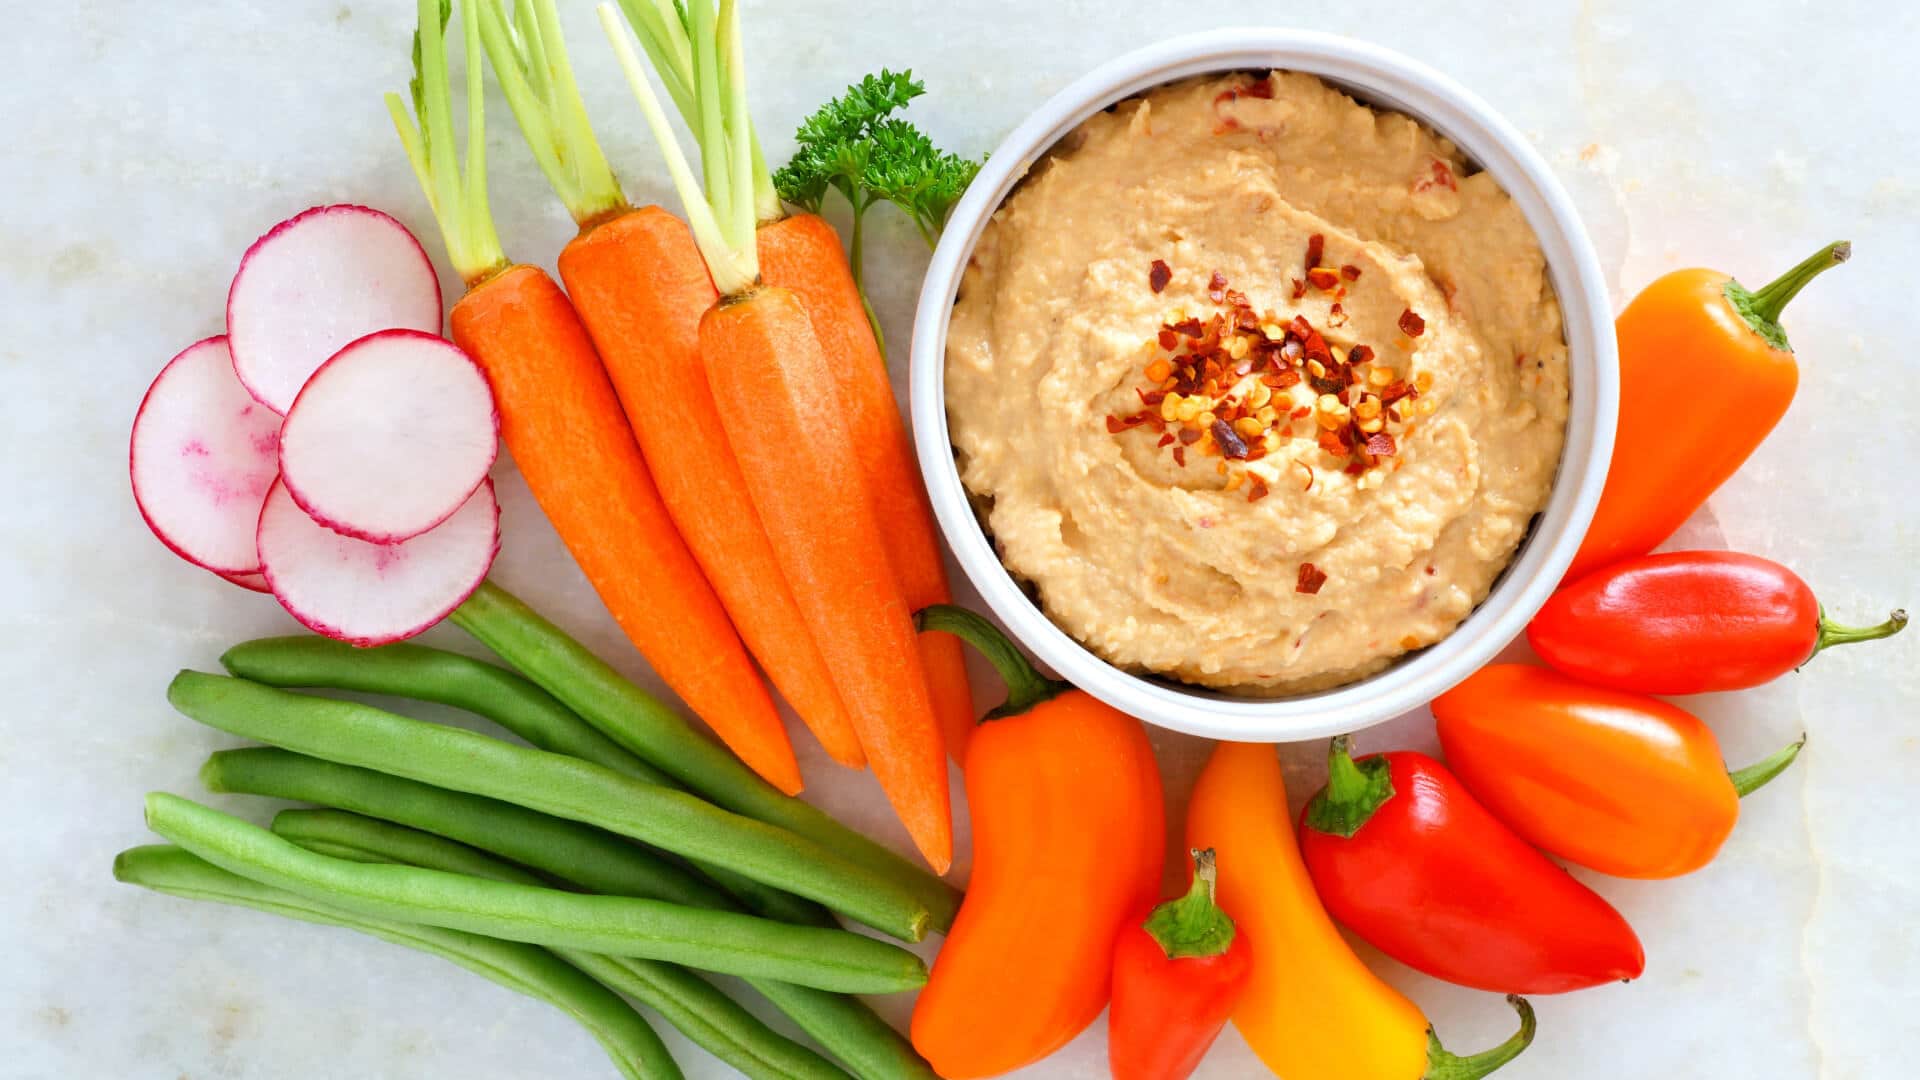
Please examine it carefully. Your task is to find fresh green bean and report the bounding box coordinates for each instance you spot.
[219,752,934,1080]
[145,793,927,994]
[112,844,678,1080]
[449,582,962,931]
[272,810,849,1080]
[218,635,829,928]
[167,671,928,942]
[204,748,735,912]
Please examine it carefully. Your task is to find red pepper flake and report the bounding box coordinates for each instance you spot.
[1104,415,1131,433]
[1379,381,1413,405]
[1335,389,1351,406]
[1413,157,1458,193]
[1340,264,1362,281]
[1243,77,1274,99]
[1148,259,1172,293]
[1348,344,1375,366]
[1364,431,1397,457]
[1317,428,1348,455]
[1263,369,1303,390]
[1207,270,1228,303]
[1290,404,1312,420]
[1296,563,1328,595]
[1247,476,1270,501]
[1425,565,1437,575]
[1172,446,1187,468]
[1157,328,1178,351]
[1290,277,1307,300]
[1157,433,1175,447]
[1327,302,1349,328]
[1304,233,1325,273]
[1289,317,1334,365]
[1305,267,1340,290]
[1178,427,1202,446]
[1137,387,1167,407]
[1172,317,1204,338]
[1212,419,1249,459]
[1387,406,1402,423]
[1223,288,1250,310]
[1398,308,1426,337]
[1344,461,1367,476]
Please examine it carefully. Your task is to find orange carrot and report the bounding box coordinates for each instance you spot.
[558,207,865,768]
[600,1,951,868]
[447,267,801,794]
[702,286,952,871]
[759,215,977,762]
[390,0,800,794]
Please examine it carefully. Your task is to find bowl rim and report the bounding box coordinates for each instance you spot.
[909,27,1618,742]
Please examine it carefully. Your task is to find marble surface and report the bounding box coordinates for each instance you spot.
[4,1,1916,1077]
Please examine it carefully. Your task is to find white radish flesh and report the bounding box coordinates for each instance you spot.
[278,329,498,542]
[257,477,499,646]
[226,204,443,414]
[130,336,283,575]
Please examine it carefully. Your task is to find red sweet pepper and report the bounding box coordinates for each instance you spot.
[1299,737,1645,995]
[1530,550,1906,695]
[1108,849,1252,1080]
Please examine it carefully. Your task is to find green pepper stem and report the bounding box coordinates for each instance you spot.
[1303,736,1395,839]
[1750,241,1851,325]
[912,605,1068,719]
[1724,241,1850,351]
[1142,848,1236,960]
[1729,735,1807,798]
[1424,996,1537,1080]
[1812,607,1907,657]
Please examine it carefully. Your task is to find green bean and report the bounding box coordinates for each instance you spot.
[168,671,928,942]
[218,635,829,928]
[217,751,935,1080]
[204,748,735,912]
[272,810,849,1080]
[145,793,927,994]
[112,844,678,1080]
[449,582,962,932]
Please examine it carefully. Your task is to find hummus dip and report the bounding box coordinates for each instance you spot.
[945,71,1569,692]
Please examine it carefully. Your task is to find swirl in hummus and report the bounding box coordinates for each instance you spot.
[945,71,1570,693]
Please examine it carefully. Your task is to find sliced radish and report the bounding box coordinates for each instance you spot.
[257,477,499,646]
[217,568,272,593]
[130,336,283,575]
[226,204,443,414]
[278,329,498,542]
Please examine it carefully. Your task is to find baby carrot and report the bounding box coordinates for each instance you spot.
[388,0,799,794]
[473,0,860,768]
[757,215,976,761]
[600,0,952,872]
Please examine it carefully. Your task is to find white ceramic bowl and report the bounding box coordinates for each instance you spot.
[910,29,1617,742]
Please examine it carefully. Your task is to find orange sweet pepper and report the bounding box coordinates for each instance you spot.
[909,606,1165,1078]
[1186,742,1534,1080]
[1567,241,1849,582]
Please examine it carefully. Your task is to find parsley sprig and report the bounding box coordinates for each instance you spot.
[774,70,980,348]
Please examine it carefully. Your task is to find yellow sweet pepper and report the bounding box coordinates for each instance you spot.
[1184,742,1534,1080]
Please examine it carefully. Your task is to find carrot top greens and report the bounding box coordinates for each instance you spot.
[473,0,626,227]
[599,0,759,296]
[387,0,508,286]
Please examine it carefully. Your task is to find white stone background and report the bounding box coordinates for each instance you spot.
[3,1,1915,1077]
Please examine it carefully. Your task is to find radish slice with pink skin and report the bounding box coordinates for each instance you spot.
[130,335,282,575]
[227,204,443,414]
[258,477,499,646]
[279,329,499,542]
[217,569,271,593]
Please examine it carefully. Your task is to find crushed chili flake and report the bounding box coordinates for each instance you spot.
[1290,277,1307,300]
[1296,563,1328,595]
[1247,476,1270,501]
[1344,461,1368,476]
[1157,433,1175,447]
[1173,317,1204,337]
[1290,404,1312,419]
[1327,302,1349,328]
[1177,427,1202,446]
[1398,308,1426,337]
[1157,328,1178,350]
[1379,381,1413,405]
[1242,77,1274,99]
[1304,233,1325,273]
[1305,267,1340,290]
[1212,419,1249,459]
[1340,264,1362,281]
[1172,446,1187,467]
[1413,157,1458,194]
[1364,431,1397,457]
[1207,270,1228,303]
[1348,343,1376,366]
[1148,259,1172,293]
